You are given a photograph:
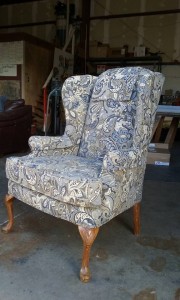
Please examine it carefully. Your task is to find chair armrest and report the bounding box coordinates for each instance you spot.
[29,134,73,152]
[4,99,25,111]
[101,148,145,173]
[0,106,31,123]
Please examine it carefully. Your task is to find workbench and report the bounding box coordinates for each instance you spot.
[153,105,180,148]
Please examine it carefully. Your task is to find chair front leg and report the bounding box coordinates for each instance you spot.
[133,202,141,235]
[2,194,14,233]
[78,226,99,283]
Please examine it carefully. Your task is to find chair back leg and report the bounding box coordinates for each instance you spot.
[2,194,14,233]
[133,203,141,235]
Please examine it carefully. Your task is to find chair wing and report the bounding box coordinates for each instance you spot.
[29,74,97,157]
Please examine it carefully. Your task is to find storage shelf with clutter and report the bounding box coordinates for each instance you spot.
[87,40,163,74]
[87,55,162,75]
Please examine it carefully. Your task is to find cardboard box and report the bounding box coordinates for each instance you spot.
[109,47,123,57]
[134,46,145,57]
[147,144,170,166]
[89,40,99,47]
[89,44,109,58]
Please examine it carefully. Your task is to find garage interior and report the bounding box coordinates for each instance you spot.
[0,1,180,300]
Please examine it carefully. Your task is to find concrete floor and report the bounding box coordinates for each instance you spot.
[0,144,180,300]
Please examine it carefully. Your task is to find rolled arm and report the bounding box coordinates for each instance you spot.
[101,148,146,173]
[28,134,77,157]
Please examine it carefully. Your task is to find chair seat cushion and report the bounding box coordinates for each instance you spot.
[6,155,103,208]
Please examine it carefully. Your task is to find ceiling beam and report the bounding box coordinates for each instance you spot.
[90,9,180,20]
[0,20,55,30]
[0,0,44,5]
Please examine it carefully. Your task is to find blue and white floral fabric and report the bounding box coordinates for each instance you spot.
[78,67,141,158]
[6,67,164,228]
[29,75,97,157]
[6,155,103,208]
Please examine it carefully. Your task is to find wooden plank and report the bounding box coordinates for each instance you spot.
[154,116,165,143]
[165,117,180,147]
[152,115,162,137]
[149,143,169,150]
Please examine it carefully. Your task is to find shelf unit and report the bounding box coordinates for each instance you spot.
[80,1,180,73]
[87,55,162,74]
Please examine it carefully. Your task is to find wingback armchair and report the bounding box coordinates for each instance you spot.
[2,67,164,282]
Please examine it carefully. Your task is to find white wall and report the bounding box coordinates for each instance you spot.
[161,65,180,94]
[90,0,180,93]
[90,0,180,63]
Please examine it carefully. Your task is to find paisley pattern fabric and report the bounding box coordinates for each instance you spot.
[6,155,103,208]
[29,134,72,151]
[78,67,141,158]
[5,67,165,228]
[29,75,97,157]
[132,69,164,150]
[8,180,137,228]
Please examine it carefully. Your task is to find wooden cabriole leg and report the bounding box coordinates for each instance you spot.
[78,226,99,283]
[2,194,14,233]
[133,202,141,235]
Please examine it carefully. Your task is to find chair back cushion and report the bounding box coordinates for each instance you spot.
[78,67,164,159]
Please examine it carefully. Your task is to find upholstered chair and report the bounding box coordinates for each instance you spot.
[2,67,164,282]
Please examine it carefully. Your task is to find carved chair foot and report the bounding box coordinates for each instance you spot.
[80,266,90,283]
[133,202,141,235]
[78,226,99,283]
[1,194,14,233]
